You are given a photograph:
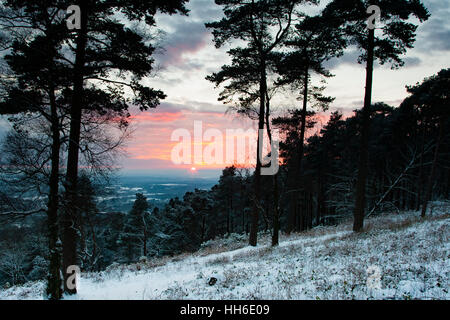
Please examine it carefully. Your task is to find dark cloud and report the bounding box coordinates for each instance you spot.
[323,0,448,70]
[324,49,362,70]
[403,57,422,68]
[155,0,223,70]
[155,20,210,69]
[325,49,422,70]
[418,21,450,52]
[423,0,450,12]
[188,0,224,21]
[415,0,450,53]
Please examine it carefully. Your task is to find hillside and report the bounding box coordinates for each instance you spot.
[1,203,448,300]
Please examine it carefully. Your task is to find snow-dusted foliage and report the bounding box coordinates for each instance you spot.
[1,206,448,300]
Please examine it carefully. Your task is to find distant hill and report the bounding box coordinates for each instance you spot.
[97,174,218,213]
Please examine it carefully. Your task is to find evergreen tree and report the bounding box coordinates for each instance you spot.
[206,0,308,246]
[76,175,100,271]
[0,2,72,299]
[323,0,429,231]
[400,69,450,217]
[120,193,150,263]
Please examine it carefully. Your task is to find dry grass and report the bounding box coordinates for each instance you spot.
[196,243,245,257]
[206,255,232,266]
[222,267,251,289]
[88,202,449,292]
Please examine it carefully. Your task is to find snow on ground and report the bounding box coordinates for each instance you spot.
[1,203,449,300]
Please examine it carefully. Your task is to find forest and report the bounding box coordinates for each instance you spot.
[0,0,448,301]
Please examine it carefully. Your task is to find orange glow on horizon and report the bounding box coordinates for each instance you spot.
[124,109,350,171]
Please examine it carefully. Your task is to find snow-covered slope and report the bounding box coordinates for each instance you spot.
[1,205,449,300]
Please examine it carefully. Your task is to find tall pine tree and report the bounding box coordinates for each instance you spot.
[323,0,429,231]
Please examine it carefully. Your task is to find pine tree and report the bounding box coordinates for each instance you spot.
[61,0,188,294]
[400,69,450,217]
[75,175,100,271]
[206,0,308,246]
[120,193,150,263]
[276,13,345,235]
[0,2,71,299]
[323,0,429,231]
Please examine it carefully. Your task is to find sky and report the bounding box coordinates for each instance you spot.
[1,0,449,178]
[120,0,450,177]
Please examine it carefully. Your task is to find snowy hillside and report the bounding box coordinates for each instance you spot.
[1,204,449,300]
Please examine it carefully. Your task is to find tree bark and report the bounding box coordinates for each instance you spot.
[287,65,309,234]
[298,66,309,175]
[271,175,280,246]
[264,96,280,246]
[416,124,426,210]
[46,78,62,300]
[421,117,444,217]
[249,57,267,246]
[143,224,147,257]
[353,28,374,232]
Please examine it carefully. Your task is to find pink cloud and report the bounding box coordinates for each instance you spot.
[130,111,185,123]
[123,108,353,171]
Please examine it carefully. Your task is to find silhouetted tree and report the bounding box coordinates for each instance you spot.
[0,2,71,299]
[120,193,150,263]
[400,69,450,217]
[277,13,345,235]
[61,0,188,294]
[206,0,308,246]
[323,0,429,231]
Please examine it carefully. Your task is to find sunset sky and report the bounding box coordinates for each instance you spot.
[121,0,449,177]
[0,0,448,178]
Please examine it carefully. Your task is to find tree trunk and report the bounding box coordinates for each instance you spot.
[86,213,97,271]
[241,185,245,234]
[353,28,374,232]
[263,96,280,246]
[63,0,88,294]
[143,228,147,257]
[308,192,313,229]
[249,57,267,246]
[226,209,230,235]
[298,66,309,175]
[46,80,62,300]
[230,193,233,234]
[421,117,444,217]
[201,215,206,243]
[416,124,426,210]
[316,177,323,225]
[78,211,87,268]
[287,65,309,234]
[271,175,280,246]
